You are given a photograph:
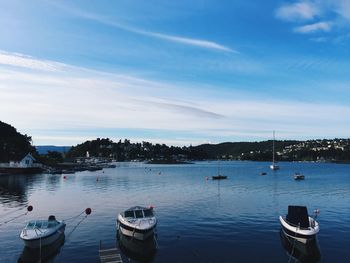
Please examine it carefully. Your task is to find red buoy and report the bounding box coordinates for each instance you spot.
[85,208,92,215]
[27,205,33,212]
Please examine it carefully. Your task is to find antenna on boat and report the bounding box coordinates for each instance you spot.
[314,209,320,219]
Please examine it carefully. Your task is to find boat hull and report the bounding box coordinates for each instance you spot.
[21,224,65,248]
[270,164,279,170]
[212,175,227,180]
[279,216,318,244]
[117,220,156,241]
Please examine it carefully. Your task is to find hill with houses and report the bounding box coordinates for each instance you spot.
[1,120,350,164]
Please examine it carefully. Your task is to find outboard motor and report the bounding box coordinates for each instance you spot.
[48,215,56,221]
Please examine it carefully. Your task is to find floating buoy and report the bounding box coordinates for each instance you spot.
[27,205,33,212]
[63,176,67,179]
[85,208,92,215]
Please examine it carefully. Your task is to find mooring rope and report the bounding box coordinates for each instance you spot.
[288,225,299,263]
[65,214,88,241]
[56,208,92,263]
[63,210,86,222]
[1,206,26,218]
[0,205,33,227]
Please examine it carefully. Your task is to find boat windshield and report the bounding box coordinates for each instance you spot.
[26,220,57,229]
[143,209,154,217]
[135,210,143,218]
[124,211,135,218]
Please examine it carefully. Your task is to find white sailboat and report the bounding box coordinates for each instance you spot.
[270,131,280,170]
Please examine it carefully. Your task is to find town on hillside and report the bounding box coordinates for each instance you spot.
[1,120,350,175]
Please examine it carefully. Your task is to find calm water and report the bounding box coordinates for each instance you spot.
[0,161,349,262]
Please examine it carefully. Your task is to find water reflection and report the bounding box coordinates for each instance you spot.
[117,229,157,262]
[18,233,65,263]
[0,174,29,206]
[280,229,321,263]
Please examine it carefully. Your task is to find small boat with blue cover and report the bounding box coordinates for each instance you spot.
[20,215,65,248]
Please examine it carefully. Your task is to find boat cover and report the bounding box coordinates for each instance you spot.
[286,206,310,228]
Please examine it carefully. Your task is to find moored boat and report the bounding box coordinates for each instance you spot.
[280,229,321,263]
[212,175,227,180]
[117,206,157,241]
[20,215,66,248]
[270,131,280,170]
[279,206,319,244]
[294,173,305,180]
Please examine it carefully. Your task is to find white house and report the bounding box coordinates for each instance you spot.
[6,153,39,168]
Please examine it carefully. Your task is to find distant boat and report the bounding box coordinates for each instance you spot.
[20,215,66,248]
[212,160,227,180]
[294,173,305,180]
[270,131,280,170]
[260,172,267,176]
[279,206,319,244]
[117,206,157,241]
[212,175,228,180]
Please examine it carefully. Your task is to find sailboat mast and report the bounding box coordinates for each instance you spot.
[272,130,275,164]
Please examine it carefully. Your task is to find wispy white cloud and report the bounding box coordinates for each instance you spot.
[275,2,319,21]
[0,50,66,72]
[276,1,350,39]
[294,21,332,33]
[1,50,350,146]
[140,31,235,53]
[52,2,236,53]
[334,0,350,20]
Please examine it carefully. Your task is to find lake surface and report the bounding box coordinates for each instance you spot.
[0,161,349,262]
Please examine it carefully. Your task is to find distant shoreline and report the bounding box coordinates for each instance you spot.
[146,160,193,165]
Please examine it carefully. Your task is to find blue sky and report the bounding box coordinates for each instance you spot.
[1,0,350,146]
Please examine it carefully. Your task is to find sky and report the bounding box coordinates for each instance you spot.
[1,0,350,146]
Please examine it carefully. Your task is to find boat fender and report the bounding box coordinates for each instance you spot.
[27,205,33,212]
[85,208,92,215]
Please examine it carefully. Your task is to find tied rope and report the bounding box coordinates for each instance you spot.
[63,210,86,222]
[56,208,92,263]
[65,214,89,240]
[288,224,299,263]
[0,206,33,227]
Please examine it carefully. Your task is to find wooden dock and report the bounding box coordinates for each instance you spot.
[99,241,123,263]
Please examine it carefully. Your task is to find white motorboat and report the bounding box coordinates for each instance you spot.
[117,206,157,241]
[279,206,319,244]
[20,215,66,248]
[294,173,305,180]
